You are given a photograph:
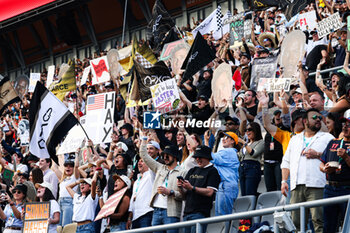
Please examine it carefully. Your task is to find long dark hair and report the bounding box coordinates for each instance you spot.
[327,112,342,138]
[249,122,263,141]
[31,168,43,186]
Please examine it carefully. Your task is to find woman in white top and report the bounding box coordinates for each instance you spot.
[180,132,201,170]
[35,182,60,233]
[52,156,79,226]
[66,172,98,233]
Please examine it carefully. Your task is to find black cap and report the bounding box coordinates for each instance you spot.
[13,184,27,196]
[273,110,282,116]
[225,116,240,125]
[302,65,309,71]
[161,145,180,160]
[310,30,317,35]
[64,160,75,166]
[18,172,29,180]
[258,48,269,54]
[292,109,306,123]
[193,145,212,160]
[198,95,208,102]
[240,53,250,59]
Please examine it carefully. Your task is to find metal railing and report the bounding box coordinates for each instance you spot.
[116,194,350,233]
[308,64,347,77]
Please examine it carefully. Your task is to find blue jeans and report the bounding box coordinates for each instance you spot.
[215,181,238,216]
[239,160,261,196]
[132,211,153,229]
[183,213,206,233]
[59,197,73,226]
[264,162,282,192]
[110,222,126,231]
[76,222,95,233]
[152,208,179,233]
[323,184,350,233]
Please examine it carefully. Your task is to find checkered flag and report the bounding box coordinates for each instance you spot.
[216,5,223,31]
[135,52,153,68]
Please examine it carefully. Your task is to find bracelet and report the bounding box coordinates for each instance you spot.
[281,180,287,184]
[192,186,196,192]
[141,136,148,141]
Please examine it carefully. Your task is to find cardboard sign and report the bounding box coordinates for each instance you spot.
[18,119,30,146]
[257,78,292,92]
[46,65,55,88]
[24,202,50,233]
[347,16,350,51]
[80,146,91,164]
[150,79,180,114]
[2,168,14,183]
[298,11,317,31]
[90,56,111,85]
[95,187,127,221]
[212,63,233,108]
[250,56,278,91]
[317,12,342,38]
[160,40,187,61]
[230,20,251,45]
[81,66,90,86]
[29,73,40,93]
[14,75,29,100]
[85,92,115,144]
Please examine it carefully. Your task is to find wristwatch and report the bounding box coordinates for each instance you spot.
[169,190,175,196]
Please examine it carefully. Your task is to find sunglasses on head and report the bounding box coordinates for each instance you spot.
[312,115,322,121]
[246,128,253,132]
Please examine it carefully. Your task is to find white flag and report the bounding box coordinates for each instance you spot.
[192,7,222,39]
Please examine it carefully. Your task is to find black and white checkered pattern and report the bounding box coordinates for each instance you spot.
[136,52,153,68]
[216,5,223,30]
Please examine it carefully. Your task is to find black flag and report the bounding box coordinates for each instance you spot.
[29,81,79,164]
[181,32,216,81]
[148,0,175,53]
[284,0,314,20]
[0,76,20,115]
[131,60,172,102]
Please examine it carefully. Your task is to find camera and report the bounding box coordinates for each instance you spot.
[0,190,6,202]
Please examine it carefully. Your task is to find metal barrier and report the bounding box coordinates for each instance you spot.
[116,194,350,233]
[308,65,346,77]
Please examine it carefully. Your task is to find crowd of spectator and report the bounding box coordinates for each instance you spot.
[0,1,350,233]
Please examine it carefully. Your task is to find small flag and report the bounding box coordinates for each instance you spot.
[87,94,105,111]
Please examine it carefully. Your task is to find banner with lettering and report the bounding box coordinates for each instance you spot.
[150,79,180,114]
[257,78,292,92]
[95,187,127,221]
[23,202,50,233]
[317,12,342,38]
[90,56,111,85]
[250,56,278,91]
[298,10,317,31]
[85,92,115,144]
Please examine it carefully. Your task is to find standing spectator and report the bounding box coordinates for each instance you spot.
[244,90,258,122]
[320,112,350,233]
[238,122,264,196]
[281,108,334,233]
[36,182,60,233]
[0,184,26,233]
[127,158,154,229]
[38,159,59,199]
[139,129,185,233]
[66,174,98,233]
[178,145,220,233]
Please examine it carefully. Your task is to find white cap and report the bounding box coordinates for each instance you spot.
[113,174,131,189]
[147,141,160,150]
[35,182,54,195]
[81,178,93,185]
[116,142,128,152]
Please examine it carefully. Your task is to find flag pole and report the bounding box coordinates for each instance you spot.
[77,120,90,141]
[121,0,128,46]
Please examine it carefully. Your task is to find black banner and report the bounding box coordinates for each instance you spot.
[250,56,278,91]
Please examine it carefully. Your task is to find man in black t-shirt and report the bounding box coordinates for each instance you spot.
[178,145,220,233]
[243,90,258,122]
[320,116,350,233]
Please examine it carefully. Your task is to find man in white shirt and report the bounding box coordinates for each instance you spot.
[281,108,334,233]
[39,158,59,199]
[127,158,155,229]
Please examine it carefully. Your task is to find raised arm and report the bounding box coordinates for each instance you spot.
[258,92,278,137]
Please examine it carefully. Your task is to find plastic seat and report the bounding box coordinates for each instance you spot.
[62,223,78,233]
[230,195,256,233]
[254,191,283,225]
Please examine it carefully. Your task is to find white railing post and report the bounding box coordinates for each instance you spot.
[300,206,305,233]
[196,222,203,233]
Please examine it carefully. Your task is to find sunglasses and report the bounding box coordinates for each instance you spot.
[246,128,253,132]
[342,122,350,128]
[13,190,22,194]
[224,122,236,126]
[312,115,323,121]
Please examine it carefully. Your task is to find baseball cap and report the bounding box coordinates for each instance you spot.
[292,88,302,95]
[341,109,350,122]
[80,178,92,185]
[223,131,239,145]
[112,174,131,189]
[161,145,180,160]
[302,65,309,71]
[225,116,240,125]
[116,142,128,152]
[147,141,160,150]
[35,182,54,195]
[193,145,212,160]
[13,184,27,196]
[198,95,209,102]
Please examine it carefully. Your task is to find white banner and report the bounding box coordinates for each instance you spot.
[192,7,219,39]
[29,73,40,93]
[85,92,115,144]
[298,11,317,31]
[18,119,29,146]
[57,117,87,154]
[46,65,55,88]
[81,66,91,86]
[90,56,111,85]
[150,79,180,114]
[257,78,292,92]
[317,12,342,38]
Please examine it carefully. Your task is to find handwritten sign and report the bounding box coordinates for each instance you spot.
[23,202,50,233]
[90,56,111,85]
[317,12,342,38]
[257,78,291,92]
[29,73,40,93]
[95,187,127,221]
[150,79,180,114]
[298,11,317,31]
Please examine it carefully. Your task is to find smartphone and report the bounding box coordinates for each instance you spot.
[177,176,184,181]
